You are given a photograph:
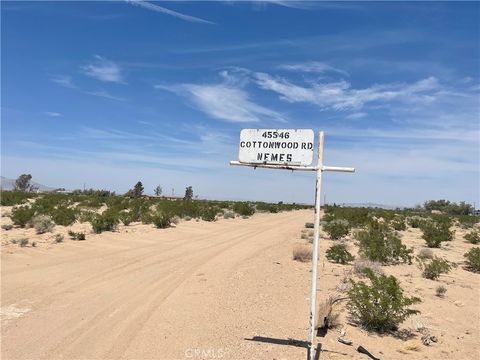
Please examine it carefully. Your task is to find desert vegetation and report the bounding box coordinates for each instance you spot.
[288,199,480,344]
[347,269,421,332]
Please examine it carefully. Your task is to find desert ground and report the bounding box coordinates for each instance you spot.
[1,209,479,360]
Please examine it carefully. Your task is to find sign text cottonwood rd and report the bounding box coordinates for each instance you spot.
[239,129,314,166]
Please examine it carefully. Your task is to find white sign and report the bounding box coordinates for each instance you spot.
[238,129,314,166]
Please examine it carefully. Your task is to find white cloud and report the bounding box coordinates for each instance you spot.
[43,111,61,117]
[82,55,124,83]
[126,0,215,25]
[85,90,126,101]
[345,112,367,119]
[51,75,76,89]
[254,72,440,110]
[279,61,349,76]
[156,82,285,123]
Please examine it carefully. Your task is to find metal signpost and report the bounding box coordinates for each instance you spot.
[230,129,355,360]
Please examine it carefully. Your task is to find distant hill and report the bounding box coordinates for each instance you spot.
[0,176,56,192]
[335,202,406,210]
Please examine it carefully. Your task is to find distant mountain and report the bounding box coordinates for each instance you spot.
[335,202,406,210]
[0,176,56,192]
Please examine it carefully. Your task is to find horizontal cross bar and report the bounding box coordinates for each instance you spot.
[322,166,355,173]
[229,160,317,171]
[230,161,355,173]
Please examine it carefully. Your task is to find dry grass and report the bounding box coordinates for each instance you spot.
[292,244,312,262]
[403,339,423,352]
[353,258,384,277]
[418,248,434,260]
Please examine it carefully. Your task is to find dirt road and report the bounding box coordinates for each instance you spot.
[1,210,314,360]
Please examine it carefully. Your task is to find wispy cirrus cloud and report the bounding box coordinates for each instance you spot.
[51,74,126,102]
[254,72,440,110]
[51,75,77,89]
[126,0,215,25]
[81,55,124,83]
[278,61,349,76]
[155,76,285,123]
[43,111,61,117]
[85,90,126,101]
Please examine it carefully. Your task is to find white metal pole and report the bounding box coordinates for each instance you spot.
[308,131,324,360]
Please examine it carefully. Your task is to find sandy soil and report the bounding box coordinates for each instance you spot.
[1,210,479,360]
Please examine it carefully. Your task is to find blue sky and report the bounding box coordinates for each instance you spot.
[2,1,479,206]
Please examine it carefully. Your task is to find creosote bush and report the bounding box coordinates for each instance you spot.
[407,216,424,228]
[90,212,119,233]
[55,234,64,243]
[2,224,13,231]
[390,215,407,231]
[11,206,35,228]
[419,256,455,280]
[30,215,55,234]
[326,244,354,264]
[421,221,454,248]
[119,212,134,226]
[201,207,217,222]
[50,207,77,226]
[356,219,413,264]
[305,222,314,229]
[347,269,421,333]
[68,230,86,240]
[292,244,312,262]
[233,202,255,217]
[152,212,172,229]
[464,248,480,273]
[464,231,480,245]
[323,219,350,240]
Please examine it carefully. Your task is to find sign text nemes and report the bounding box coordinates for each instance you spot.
[238,129,314,166]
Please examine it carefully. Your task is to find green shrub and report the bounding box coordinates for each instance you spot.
[407,216,428,229]
[11,206,36,227]
[90,212,119,233]
[464,231,480,245]
[201,207,217,222]
[119,212,134,226]
[78,210,96,223]
[305,222,314,229]
[421,221,454,248]
[233,202,255,217]
[356,220,413,264]
[68,230,86,240]
[152,212,172,229]
[419,257,455,280]
[326,244,354,264]
[323,219,350,240]
[0,191,36,206]
[464,248,480,273]
[30,215,55,234]
[347,269,421,332]
[50,207,77,226]
[2,224,13,231]
[456,215,479,229]
[390,215,406,231]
